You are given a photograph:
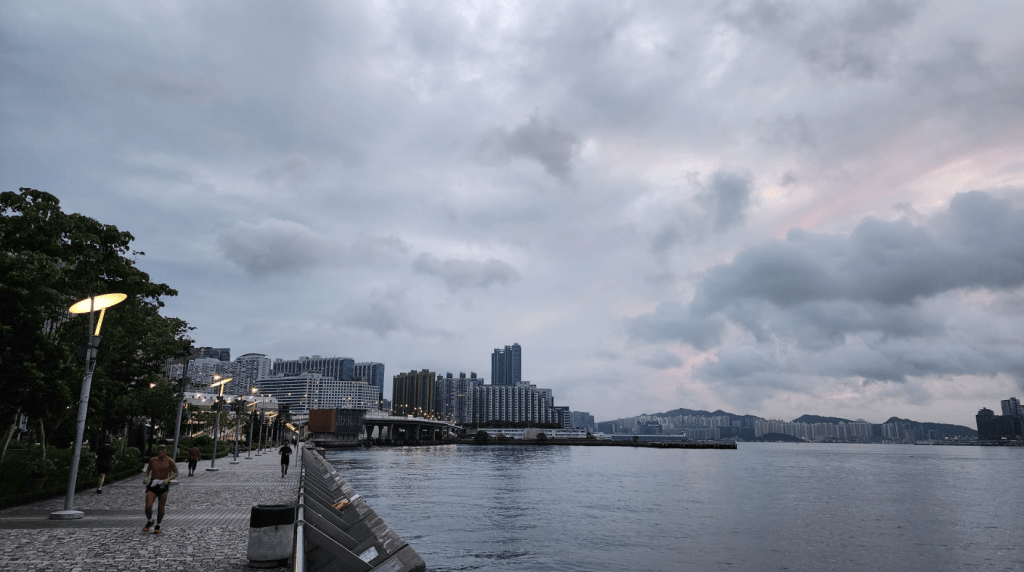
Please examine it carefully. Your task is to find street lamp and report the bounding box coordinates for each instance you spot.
[50,293,127,520]
[230,396,242,464]
[247,388,257,459]
[206,375,232,471]
[170,347,211,466]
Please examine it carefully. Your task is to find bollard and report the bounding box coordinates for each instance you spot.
[247,504,296,568]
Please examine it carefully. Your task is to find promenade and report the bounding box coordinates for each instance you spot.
[0,447,298,571]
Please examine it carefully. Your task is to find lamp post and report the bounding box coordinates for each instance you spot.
[230,397,242,464]
[247,388,256,459]
[206,375,232,471]
[50,293,127,520]
[170,347,210,466]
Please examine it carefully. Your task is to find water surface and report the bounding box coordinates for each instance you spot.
[326,443,1024,571]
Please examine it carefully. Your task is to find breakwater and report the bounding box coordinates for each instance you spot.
[296,446,425,572]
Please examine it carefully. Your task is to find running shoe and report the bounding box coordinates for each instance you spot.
[153,525,162,534]
[143,522,153,533]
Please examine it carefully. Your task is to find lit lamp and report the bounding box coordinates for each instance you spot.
[206,375,232,471]
[247,387,257,459]
[50,293,127,520]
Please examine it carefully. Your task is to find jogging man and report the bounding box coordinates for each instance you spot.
[187,445,200,477]
[96,439,115,494]
[278,443,293,477]
[143,445,179,533]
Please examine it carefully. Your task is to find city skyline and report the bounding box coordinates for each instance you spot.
[4,3,1024,427]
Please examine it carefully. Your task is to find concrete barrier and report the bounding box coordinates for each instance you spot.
[296,447,425,572]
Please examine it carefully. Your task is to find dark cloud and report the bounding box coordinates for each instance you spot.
[413,253,521,291]
[341,288,411,338]
[482,116,581,179]
[727,0,917,79]
[650,170,754,255]
[628,191,1024,384]
[696,171,754,232]
[219,219,409,277]
[637,349,684,370]
[219,218,330,277]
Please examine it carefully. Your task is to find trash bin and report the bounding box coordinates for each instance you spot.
[247,504,296,568]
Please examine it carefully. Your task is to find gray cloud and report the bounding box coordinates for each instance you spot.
[219,219,409,277]
[696,171,754,232]
[5,2,1024,424]
[651,170,754,255]
[219,218,331,277]
[413,253,521,291]
[482,116,581,179]
[628,190,1024,386]
[341,288,412,338]
[726,0,917,79]
[637,349,684,370]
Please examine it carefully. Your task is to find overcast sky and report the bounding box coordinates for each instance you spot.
[4,1,1023,426]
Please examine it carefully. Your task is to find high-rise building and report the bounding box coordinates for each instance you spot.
[354,362,386,406]
[977,401,1024,441]
[392,370,436,416]
[255,372,380,415]
[227,353,272,395]
[198,348,231,361]
[468,382,555,425]
[273,355,354,381]
[569,411,595,432]
[433,372,482,422]
[490,343,522,386]
[169,357,226,392]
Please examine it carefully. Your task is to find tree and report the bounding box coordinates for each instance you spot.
[473,430,490,444]
[0,188,192,453]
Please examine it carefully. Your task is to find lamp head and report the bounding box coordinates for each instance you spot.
[69,293,127,314]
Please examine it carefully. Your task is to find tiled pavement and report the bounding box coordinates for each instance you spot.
[0,447,299,571]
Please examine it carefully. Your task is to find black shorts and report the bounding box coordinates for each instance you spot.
[188,459,198,469]
[97,462,112,474]
[281,455,290,465]
[146,483,170,496]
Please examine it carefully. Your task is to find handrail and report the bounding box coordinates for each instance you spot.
[292,447,305,572]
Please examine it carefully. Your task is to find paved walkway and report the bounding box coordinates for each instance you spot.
[0,447,299,571]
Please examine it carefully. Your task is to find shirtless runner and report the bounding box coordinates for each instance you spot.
[143,445,179,533]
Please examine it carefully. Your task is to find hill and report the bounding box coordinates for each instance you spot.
[884,417,977,438]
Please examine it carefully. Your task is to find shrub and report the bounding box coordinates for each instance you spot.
[473,430,490,444]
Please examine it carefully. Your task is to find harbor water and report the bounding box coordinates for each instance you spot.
[325,443,1024,572]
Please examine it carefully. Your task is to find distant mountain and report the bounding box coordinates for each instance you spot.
[884,417,977,438]
[791,414,856,425]
[638,407,753,420]
[599,409,978,437]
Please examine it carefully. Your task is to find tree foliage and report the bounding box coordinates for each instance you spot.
[0,188,192,446]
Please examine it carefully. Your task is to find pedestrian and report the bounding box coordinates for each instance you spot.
[142,445,179,534]
[187,445,200,477]
[278,442,293,477]
[95,438,115,494]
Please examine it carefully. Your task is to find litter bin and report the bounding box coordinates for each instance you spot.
[247,504,296,568]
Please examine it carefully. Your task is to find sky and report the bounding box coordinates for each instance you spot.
[3,1,1023,427]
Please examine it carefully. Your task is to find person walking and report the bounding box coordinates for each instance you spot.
[142,445,179,534]
[187,445,200,477]
[95,439,115,494]
[278,443,293,478]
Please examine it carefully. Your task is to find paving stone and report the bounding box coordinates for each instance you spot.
[0,447,298,571]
